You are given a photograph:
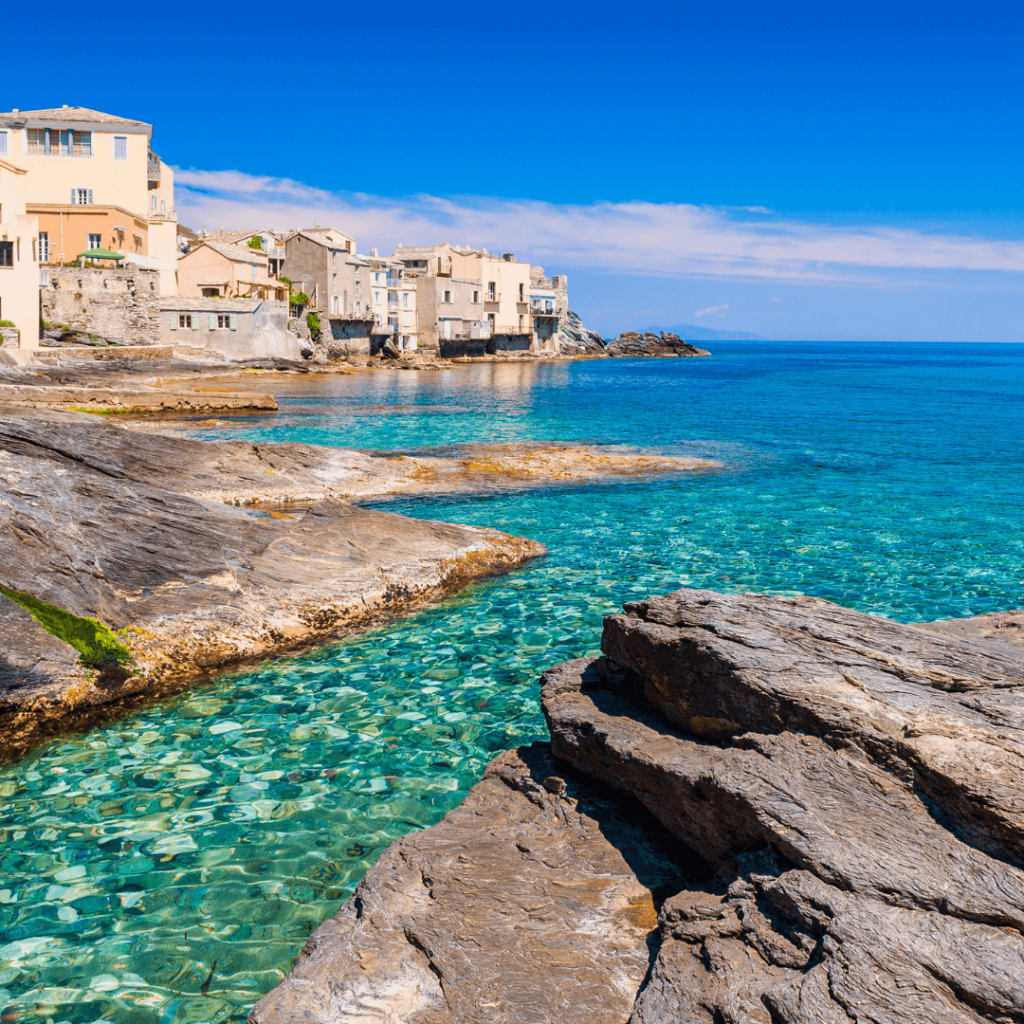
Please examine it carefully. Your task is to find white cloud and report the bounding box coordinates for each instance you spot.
[694,304,729,318]
[770,297,781,302]
[172,168,1024,286]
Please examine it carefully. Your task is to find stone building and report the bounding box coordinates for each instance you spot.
[0,105,178,294]
[159,297,300,361]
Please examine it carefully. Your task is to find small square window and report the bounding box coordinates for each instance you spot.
[217,314,231,329]
[178,314,192,329]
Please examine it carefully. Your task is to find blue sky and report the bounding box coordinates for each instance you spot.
[7,1,1024,339]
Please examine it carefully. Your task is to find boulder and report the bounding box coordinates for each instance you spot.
[606,332,710,358]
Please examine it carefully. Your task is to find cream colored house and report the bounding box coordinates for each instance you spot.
[0,106,178,294]
[393,243,537,354]
[0,159,40,348]
[177,241,288,301]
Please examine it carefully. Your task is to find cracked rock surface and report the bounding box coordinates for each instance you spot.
[258,588,1024,1023]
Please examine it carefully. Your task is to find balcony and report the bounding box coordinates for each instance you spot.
[530,302,563,317]
[484,291,500,303]
[148,154,161,181]
[372,323,397,334]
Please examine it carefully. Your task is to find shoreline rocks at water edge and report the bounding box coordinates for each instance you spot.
[253,587,1024,1024]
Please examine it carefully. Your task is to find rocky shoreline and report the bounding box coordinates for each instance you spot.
[0,412,717,760]
[253,588,1024,1024]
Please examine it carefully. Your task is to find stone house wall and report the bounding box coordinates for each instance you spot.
[42,266,160,344]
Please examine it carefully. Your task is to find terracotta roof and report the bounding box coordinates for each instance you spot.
[0,106,151,129]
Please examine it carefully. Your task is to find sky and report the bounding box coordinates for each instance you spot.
[6,0,1024,340]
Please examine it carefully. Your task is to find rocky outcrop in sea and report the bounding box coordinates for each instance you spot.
[607,331,710,357]
[253,587,1024,1023]
[556,309,608,355]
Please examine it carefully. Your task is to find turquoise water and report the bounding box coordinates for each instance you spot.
[2,343,1023,1022]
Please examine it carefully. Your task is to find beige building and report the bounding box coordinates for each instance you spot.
[0,106,178,294]
[0,158,40,347]
[177,241,288,301]
[394,243,538,355]
[197,228,288,278]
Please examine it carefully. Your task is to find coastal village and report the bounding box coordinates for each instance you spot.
[0,104,637,366]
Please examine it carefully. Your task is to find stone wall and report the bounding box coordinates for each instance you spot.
[42,267,161,345]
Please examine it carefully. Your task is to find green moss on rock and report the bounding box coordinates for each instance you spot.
[0,585,135,672]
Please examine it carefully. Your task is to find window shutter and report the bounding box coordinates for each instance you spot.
[70,188,76,204]
[170,314,177,330]
[230,314,237,331]
[87,190,93,205]
[209,314,216,330]
[191,316,198,330]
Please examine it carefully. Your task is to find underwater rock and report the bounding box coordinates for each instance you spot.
[261,588,1024,1023]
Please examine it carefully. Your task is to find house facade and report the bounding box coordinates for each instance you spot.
[0,159,40,346]
[159,297,300,361]
[176,242,287,301]
[394,244,542,355]
[196,228,287,278]
[0,106,178,294]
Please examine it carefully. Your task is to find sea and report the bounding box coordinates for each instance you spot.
[1,342,1023,1023]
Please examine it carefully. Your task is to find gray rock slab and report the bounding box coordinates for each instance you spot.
[250,744,687,1024]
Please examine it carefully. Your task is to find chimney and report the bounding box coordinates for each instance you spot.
[371,248,378,257]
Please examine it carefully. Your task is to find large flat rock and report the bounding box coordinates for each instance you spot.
[0,414,544,758]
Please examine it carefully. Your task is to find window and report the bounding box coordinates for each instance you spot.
[471,289,480,303]
[519,283,524,301]
[88,233,101,250]
[374,290,381,305]
[373,272,380,283]
[442,290,452,304]
[354,279,361,297]
[251,264,258,281]
[38,233,49,264]
[0,131,7,155]
[151,195,157,212]
[217,314,234,329]
[487,313,495,329]
[202,288,220,297]
[332,296,338,313]
[113,136,128,160]
[0,242,12,267]
[29,128,90,156]
[487,281,496,300]
[332,273,337,292]
[71,188,93,205]
[178,314,193,329]
[388,291,397,307]
[402,292,410,308]
[332,251,336,268]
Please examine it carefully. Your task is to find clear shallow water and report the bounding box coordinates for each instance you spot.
[2,343,1023,1022]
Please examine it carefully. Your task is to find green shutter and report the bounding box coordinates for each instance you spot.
[170,314,177,330]
[230,314,237,331]
[209,314,216,330]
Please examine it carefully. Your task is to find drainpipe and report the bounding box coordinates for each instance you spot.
[59,212,64,266]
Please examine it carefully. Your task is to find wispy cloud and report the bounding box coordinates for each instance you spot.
[770,297,782,302]
[173,168,1024,286]
[695,304,729,318]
